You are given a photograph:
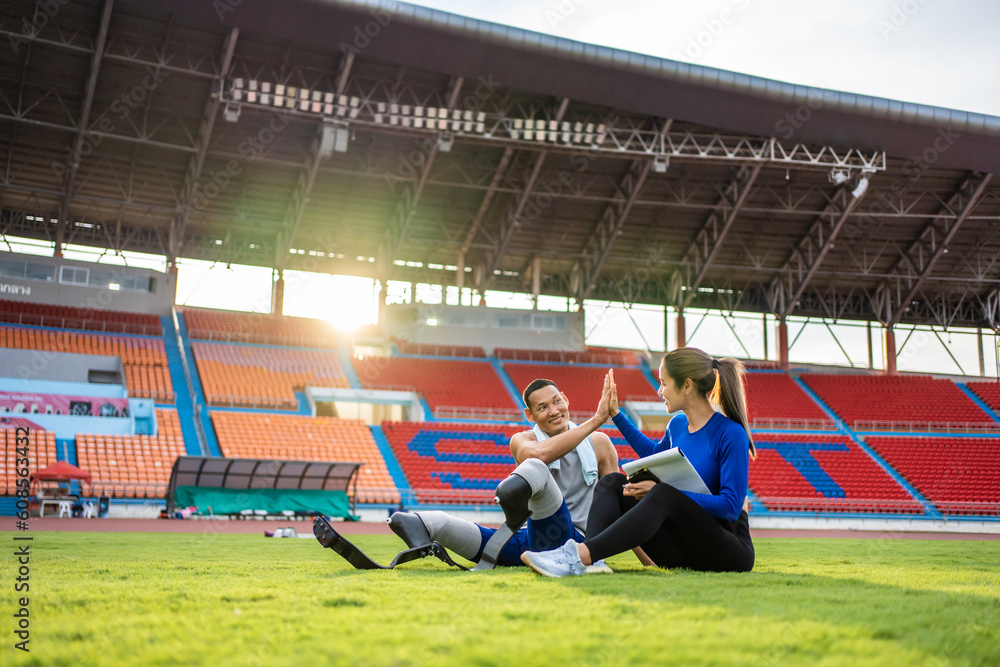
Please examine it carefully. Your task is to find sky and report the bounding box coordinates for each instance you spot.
[402,0,1000,117]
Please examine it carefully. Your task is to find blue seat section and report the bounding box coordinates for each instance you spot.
[432,473,503,490]
[407,430,514,465]
[755,441,850,498]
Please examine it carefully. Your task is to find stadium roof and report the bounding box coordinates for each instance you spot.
[2,0,999,329]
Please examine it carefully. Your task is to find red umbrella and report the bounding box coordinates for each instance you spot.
[31,461,92,485]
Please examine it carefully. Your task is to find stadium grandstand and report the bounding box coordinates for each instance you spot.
[0,0,998,536]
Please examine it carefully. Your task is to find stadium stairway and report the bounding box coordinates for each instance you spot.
[294,391,311,416]
[163,314,217,456]
[792,376,847,431]
[56,438,76,465]
[852,436,941,517]
[420,397,436,422]
[490,357,527,416]
[339,348,363,389]
[957,383,1000,424]
[369,425,411,506]
[746,489,768,514]
[162,314,204,455]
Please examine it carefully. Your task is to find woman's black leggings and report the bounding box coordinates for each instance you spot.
[584,473,754,572]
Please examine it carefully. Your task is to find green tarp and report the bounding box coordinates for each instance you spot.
[173,486,357,520]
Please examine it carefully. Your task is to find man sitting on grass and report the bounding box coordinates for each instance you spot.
[318,378,633,571]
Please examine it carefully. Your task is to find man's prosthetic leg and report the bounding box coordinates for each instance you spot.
[473,458,564,571]
[312,515,468,570]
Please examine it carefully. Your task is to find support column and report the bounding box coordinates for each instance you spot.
[977,328,985,377]
[531,256,541,309]
[867,320,874,369]
[675,308,686,349]
[885,325,897,375]
[376,279,386,325]
[272,270,284,317]
[663,306,669,352]
[762,313,769,361]
[777,316,789,371]
[167,263,179,307]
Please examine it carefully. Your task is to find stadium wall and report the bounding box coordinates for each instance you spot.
[383,303,585,354]
[0,252,174,315]
[0,349,124,384]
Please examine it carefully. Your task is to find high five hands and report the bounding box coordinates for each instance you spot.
[596,369,620,423]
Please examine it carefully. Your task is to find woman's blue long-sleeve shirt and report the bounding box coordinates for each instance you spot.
[611,410,750,522]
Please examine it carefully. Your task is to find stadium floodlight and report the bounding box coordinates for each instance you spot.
[261,82,271,93]
[249,80,258,91]
[830,168,850,185]
[233,78,244,89]
[247,90,257,103]
[414,106,424,117]
[653,155,670,173]
[320,120,350,156]
[852,176,869,199]
[438,132,454,152]
[223,102,241,122]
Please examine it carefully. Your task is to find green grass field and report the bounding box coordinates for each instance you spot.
[2,530,998,666]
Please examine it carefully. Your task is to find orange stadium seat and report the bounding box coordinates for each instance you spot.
[192,343,349,409]
[183,308,340,348]
[1,428,58,497]
[75,409,185,499]
[211,412,399,504]
[0,326,174,403]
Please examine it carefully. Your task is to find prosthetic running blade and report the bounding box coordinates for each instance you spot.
[312,515,468,571]
[472,475,534,571]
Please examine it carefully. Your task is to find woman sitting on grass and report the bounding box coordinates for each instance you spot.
[521,347,756,576]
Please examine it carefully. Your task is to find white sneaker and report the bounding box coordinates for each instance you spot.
[520,539,587,577]
[585,559,613,574]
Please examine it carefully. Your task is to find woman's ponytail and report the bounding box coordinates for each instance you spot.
[663,348,755,458]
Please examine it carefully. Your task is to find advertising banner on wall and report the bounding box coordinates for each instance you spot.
[0,392,129,417]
